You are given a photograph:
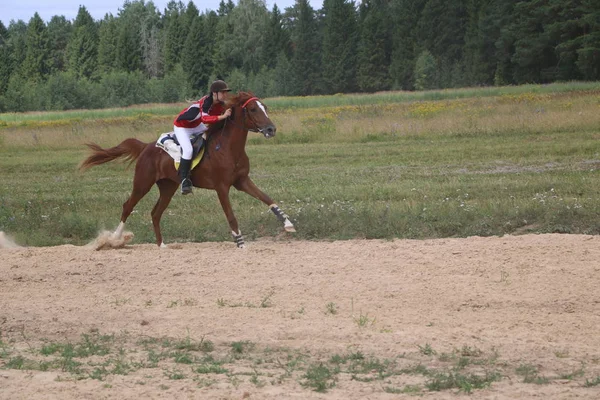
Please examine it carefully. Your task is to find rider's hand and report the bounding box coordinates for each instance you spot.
[223,109,232,118]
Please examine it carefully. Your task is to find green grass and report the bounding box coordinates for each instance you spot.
[1,81,597,124]
[1,85,600,246]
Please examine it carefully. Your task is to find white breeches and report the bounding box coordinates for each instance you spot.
[174,125,207,160]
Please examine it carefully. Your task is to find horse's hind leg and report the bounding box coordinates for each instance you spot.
[113,172,154,239]
[233,176,295,233]
[151,179,178,247]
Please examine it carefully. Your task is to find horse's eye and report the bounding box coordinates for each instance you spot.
[250,108,256,113]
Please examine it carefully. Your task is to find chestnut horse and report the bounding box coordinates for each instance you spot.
[80,92,295,248]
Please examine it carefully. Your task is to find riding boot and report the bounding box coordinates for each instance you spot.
[178,158,193,195]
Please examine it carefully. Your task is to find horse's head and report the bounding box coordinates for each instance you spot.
[227,92,276,138]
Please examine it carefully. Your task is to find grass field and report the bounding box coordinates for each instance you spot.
[1,82,599,246]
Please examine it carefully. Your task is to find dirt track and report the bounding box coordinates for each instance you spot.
[1,234,600,399]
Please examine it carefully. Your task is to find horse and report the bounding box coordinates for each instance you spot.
[79,92,295,248]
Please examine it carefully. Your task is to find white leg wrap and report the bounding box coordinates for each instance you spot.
[112,222,125,239]
[231,230,245,248]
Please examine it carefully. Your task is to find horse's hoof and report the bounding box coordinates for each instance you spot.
[284,220,296,233]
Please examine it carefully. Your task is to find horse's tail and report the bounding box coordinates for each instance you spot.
[79,138,149,171]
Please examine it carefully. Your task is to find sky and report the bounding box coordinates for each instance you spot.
[0,0,323,26]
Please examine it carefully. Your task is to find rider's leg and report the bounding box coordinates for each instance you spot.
[174,127,194,195]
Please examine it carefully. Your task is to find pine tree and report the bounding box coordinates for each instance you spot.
[416,0,468,88]
[462,0,497,85]
[263,5,290,69]
[0,21,10,95]
[509,0,557,83]
[162,1,186,73]
[492,0,520,85]
[46,16,72,75]
[7,20,28,75]
[182,14,210,93]
[389,0,426,90]
[22,13,49,82]
[356,0,392,92]
[97,14,119,73]
[68,6,99,79]
[577,0,600,79]
[140,2,163,78]
[321,0,358,93]
[229,0,270,75]
[289,0,321,95]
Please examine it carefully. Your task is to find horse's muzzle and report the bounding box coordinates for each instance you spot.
[263,125,276,138]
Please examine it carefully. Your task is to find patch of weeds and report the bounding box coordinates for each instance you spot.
[426,370,501,393]
[167,300,179,308]
[349,355,393,378]
[113,298,131,306]
[558,366,585,380]
[183,298,197,306]
[260,290,276,308]
[301,363,337,393]
[231,340,254,358]
[402,384,422,394]
[194,376,217,387]
[164,368,186,380]
[325,302,338,315]
[159,384,169,390]
[276,351,306,381]
[216,298,227,307]
[111,351,133,375]
[103,384,112,388]
[584,376,600,387]
[89,366,110,380]
[459,345,483,357]
[194,357,228,375]
[77,333,113,357]
[516,364,548,384]
[456,357,471,369]
[401,363,430,376]
[172,351,194,364]
[418,343,436,356]
[329,354,347,365]
[250,370,266,387]
[554,349,570,358]
[353,311,375,328]
[41,342,63,356]
[147,349,168,367]
[174,335,213,353]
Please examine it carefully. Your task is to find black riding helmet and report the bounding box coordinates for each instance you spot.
[210,80,232,93]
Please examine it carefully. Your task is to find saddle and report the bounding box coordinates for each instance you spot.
[156,132,206,169]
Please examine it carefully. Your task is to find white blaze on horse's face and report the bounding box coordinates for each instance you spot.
[256,101,268,118]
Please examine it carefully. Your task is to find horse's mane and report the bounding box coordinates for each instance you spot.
[226,91,256,108]
[206,91,256,136]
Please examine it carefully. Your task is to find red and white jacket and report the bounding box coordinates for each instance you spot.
[173,95,225,129]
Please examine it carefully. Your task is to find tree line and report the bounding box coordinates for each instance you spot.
[0,0,598,112]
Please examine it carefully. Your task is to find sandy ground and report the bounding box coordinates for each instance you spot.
[1,234,600,399]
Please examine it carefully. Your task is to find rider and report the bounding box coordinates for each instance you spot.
[173,80,233,195]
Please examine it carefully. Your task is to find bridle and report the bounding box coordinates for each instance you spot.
[229,96,268,134]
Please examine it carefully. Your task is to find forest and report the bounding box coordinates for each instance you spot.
[0,0,598,112]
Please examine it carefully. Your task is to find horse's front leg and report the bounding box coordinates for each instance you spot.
[216,185,245,248]
[234,176,296,233]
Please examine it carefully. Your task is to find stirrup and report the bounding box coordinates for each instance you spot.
[181,179,193,195]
